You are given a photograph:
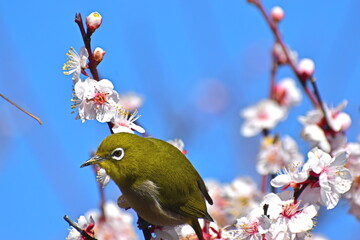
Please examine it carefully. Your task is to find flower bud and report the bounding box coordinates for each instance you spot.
[297,58,315,79]
[336,112,352,132]
[271,6,285,22]
[86,12,102,32]
[93,47,106,64]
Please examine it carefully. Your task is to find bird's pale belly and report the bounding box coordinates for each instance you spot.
[121,180,188,226]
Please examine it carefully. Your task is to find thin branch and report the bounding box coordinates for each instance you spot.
[251,0,319,108]
[64,215,98,240]
[0,93,43,125]
[293,182,309,202]
[74,13,100,81]
[309,76,331,129]
[269,60,278,99]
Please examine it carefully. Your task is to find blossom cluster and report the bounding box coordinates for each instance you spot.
[221,148,351,240]
[237,2,359,240]
[63,33,145,134]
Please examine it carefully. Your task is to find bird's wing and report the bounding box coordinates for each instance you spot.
[145,138,212,220]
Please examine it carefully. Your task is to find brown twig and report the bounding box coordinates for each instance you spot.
[75,13,115,132]
[74,13,100,81]
[309,76,331,129]
[0,93,43,125]
[269,59,278,99]
[64,215,98,240]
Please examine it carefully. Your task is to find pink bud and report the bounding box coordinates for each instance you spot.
[271,6,285,22]
[336,112,352,131]
[86,12,102,32]
[297,58,315,79]
[93,47,106,63]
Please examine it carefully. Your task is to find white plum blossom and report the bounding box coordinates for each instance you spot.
[96,168,110,188]
[324,101,351,133]
[262,192,318,238]
[85,201,137,240]
[240,99,286,137]
[117,92,144,112]
[273,78,302,108]
[63,47,89,83]
[223,177,262,219]
[223,207,271,240]
[303,148,352,209]
[257,135,304,175]
[111,108,145,134]
[271,163,309,190]
[299,101,351,153]
[206,178,262,227]
[205,179,231,227]
[73,78,119,123]
[66,215,94,240]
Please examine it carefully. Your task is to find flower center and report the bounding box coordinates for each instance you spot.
[241,222,258,235]
[93,92,108,105]
[257,111,269,120]
[282,201,301,219]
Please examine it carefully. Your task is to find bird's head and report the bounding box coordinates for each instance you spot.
[80,132,144,181]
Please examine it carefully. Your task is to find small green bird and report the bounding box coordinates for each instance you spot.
[81,132,213,240]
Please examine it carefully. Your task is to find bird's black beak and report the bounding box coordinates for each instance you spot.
[80,155,106,168]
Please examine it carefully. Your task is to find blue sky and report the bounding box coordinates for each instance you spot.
[1,0,360,239]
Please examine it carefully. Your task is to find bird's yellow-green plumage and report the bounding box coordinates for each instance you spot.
[81,132,213,240]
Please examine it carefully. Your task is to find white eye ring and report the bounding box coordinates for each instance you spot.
[111,148,125,161]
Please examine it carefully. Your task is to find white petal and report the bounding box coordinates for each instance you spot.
[77,216,88,228]
[97,79,114,93]
[257,215,271,234]
[241,121,261,137]
[319,172,331,191]
[112,125,135,134]
[332,150,349,166]
[74,80,87,99]
[320,188,340,209]
[262,193,282,219]
[271,174,291,188]
[131,124,145,133]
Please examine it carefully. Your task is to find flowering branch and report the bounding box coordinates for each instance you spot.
[0,93,43,125]
[250,0,332,129]
[70,11,151,240]
[74,13,99,81]
[64,215,98,240]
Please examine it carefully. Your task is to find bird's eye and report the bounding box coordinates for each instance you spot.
[111,148,124,161]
